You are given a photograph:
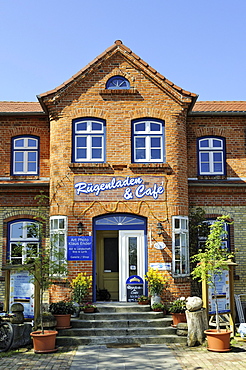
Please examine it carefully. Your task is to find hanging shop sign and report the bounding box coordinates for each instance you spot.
[67,236,92,261]
[150,262,171,271]
[10,270,34,319]
[74,175,165,202]
[207,270,230,314]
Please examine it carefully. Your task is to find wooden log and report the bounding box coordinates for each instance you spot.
[186,308,208,346]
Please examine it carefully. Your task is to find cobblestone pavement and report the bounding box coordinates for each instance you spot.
[1,339,246,370]
[168,339,246,370]
[0,346,77,370]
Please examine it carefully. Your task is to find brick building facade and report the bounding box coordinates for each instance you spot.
[1,41,246,312]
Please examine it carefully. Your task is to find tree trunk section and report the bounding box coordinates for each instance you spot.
[186,309,208,346]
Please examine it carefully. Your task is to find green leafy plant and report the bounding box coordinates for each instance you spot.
[191,215,234,332]
[137,295,150,302]
[151,302,164,310]
[169,297,186,313]
[13,193,68,334]
[82,302,97,309]
[49,301,76,315]
[71,272,92,304]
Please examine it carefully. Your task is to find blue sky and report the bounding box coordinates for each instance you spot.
[1,0,245,102]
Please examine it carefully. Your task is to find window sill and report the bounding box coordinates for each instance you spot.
[129,163,172,174]
[69,163,114,174]
[172,275,190,283]
[99,88,138,95]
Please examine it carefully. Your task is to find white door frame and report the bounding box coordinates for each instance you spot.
[119,230,145,301]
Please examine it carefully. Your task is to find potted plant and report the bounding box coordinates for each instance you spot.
[169,297,187,326]
[14,194,68,353]
[82,302,97,313]
[71,272,92,308]
[49,301,76,329]
[144,268,168,305]
[137,295,150,305]
[151,302,164,312]
[191,215,234,352]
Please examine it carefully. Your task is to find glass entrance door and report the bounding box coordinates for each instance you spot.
[119,230,145,301]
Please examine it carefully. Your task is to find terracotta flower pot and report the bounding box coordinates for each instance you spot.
[54,314,71,329]
[171,312,187,326]
[31,330,58,353]
[205,329,232,352]
[84,307,95,313]
[138,300,150,305]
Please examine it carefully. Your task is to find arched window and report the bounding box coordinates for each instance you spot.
[12,136,39,175]
[106,76,130,90]
[198,137,226,175]
[8,220,39,264]
[132,118,165,163]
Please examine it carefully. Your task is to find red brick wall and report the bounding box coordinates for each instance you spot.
[42,52,192,302]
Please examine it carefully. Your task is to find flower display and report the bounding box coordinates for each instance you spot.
[169,297,187,313]
[71,272,92,304]
[144,268,168,296]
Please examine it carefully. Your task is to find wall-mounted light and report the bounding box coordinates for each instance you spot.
[156,222,164,236]
[77,222,83,235]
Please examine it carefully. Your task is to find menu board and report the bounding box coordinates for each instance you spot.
[208,270,230,314]
[10,270,34,319]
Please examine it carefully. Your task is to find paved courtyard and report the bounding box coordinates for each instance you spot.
[0,339,246,369]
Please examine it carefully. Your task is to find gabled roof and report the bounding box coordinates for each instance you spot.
[0,101,45,115]
[38,40,197,101]
[191,101,246,115]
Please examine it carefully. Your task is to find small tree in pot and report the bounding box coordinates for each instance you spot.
[191,215,234,351]
[14,194,68,352]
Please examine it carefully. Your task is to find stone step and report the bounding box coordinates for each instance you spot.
[58,326,175,337]
[94,303,151,313]
[71,317,172,328]
[56,333,186,346]
[79,312,165,320]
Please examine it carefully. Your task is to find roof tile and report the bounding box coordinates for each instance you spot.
[192,101,246,113]
[0,101,44,113]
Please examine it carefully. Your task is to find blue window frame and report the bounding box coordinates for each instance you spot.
[12,136,39,175]
[106,75,130,90]
[132,119,165,163]
[72,118,106,163]
[198,137,226,175]
[8,219,40,264]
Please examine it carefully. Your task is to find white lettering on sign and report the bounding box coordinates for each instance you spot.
[74,176,164,201]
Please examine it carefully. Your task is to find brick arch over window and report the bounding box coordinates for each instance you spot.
[67,108,110,121]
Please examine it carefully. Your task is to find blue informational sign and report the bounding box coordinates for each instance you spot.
[67,236,92,261]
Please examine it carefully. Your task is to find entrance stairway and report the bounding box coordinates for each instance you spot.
[56,302,186,345]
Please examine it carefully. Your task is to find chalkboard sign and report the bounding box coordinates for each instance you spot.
[126,284,143,302]
[126,275,144,302]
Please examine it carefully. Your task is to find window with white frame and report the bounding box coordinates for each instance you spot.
[106,75,130,89]
[172,216,189,276]
[132,119,165,163]
[198,219,230,251]
[12,136,39,175]
[8,220,39,264]
[50,216,67,267]
[198,137,225,175]
[73,118,105,162]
